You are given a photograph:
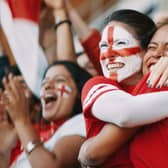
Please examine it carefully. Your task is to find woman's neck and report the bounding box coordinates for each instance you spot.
[120,72,143,87]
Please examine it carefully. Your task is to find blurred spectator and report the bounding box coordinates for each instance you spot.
[76,51,98,76]
[153,10,168,26]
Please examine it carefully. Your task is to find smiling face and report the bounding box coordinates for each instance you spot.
[143,24,168,75]
[99,22,143,83]
[40,65,78,121]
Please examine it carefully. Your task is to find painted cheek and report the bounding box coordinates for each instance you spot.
[117,47,142,57]
[100,48,118,60]
[100,46,142,60]
[56,84,72,99]
[100,26,142,60]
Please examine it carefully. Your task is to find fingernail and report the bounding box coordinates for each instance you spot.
[147,80,150,84]
[156,85,160,89]
[148,84,152,88]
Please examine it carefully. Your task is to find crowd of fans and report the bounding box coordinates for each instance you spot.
[0,0,168,167]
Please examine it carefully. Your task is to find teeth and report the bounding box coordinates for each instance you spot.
[107,63,124,69]
[45,93,56,98]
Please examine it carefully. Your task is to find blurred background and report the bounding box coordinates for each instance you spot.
[70,0,168,29]
[68,0,168,52]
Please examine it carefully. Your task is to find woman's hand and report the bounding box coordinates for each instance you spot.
[147,56,168,88]
[0,89,17,155]
[44,0,66,10]
[2,74,30,124]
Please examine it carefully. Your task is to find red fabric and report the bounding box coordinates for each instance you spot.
[80,29,102,75]
[82,71,168,167]
[9,141,23,166]
[9,120,65,166]
[130,73,168,168]
[34,119,66,142]
[82,76,134,168]
[82,76,121,138]
[5,0,41,22]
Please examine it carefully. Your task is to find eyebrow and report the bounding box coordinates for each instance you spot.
[44,74,69,81]
[148,42,158,45]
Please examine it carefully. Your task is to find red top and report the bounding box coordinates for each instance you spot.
[82,76,134,168]
[80,29,102,75]
[5,0,41,22]
[130,74,168,168]
[9,119,65,166]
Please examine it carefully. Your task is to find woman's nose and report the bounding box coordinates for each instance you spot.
[154,46,165,58]
[108,56,116,63]
[44,80,55,90]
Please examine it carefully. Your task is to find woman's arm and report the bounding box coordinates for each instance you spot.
[0,154,8,168]
[92,87,168,127]
[66,1,93,42]
[53,135,85,168]
[0,89,18,168]
[66,1,102,74]
[78,123,138,167]
[44,0,77,63]
[2,74,85,168]
[3,74,58,168]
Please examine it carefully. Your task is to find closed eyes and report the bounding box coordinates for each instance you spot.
[114,39,129,46]
[99,42,108,49]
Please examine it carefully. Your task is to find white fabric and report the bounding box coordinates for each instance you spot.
[92,87,168,127]
[0,0,48,97]
[83,83,119,109]
[11,114,86,168]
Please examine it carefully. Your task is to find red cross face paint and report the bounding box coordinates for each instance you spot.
[99,25,142,82]
[56,84,72,99]
[40,64,78,121]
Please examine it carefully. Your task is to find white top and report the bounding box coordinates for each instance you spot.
[10,114,86,168]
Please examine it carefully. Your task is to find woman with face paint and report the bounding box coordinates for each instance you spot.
[0,65,41,167]
[0,0,92,168]
[79,10,168,168]
[128,22,168,168]
[1,62,91,168]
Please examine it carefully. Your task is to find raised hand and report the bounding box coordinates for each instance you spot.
[0,89,17,155]
[2,74,30,124]
[44,0,66,10]
[147,57,168,88]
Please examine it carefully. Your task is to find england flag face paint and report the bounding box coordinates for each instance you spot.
[99,25,142,82]
[56,83,72,99]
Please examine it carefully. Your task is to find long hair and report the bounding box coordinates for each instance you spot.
[43,60,92,117]
[104,9,157,49]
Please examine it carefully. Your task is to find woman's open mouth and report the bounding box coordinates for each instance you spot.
[107,62,125,71]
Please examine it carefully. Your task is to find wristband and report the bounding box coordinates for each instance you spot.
[54,19,72,30]
[25,140,42,155]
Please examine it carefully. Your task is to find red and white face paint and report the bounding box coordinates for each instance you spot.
[56,83,72,99]
[99,25,142,82]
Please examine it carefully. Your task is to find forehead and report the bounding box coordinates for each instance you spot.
[45,65,72,78]
[101,22,136,41]
[151,25,168,43]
